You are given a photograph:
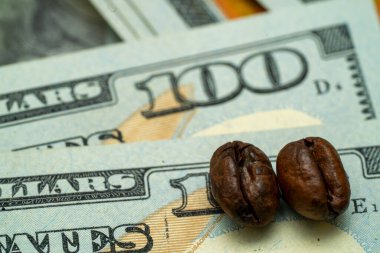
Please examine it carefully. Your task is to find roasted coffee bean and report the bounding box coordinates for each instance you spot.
[276,137,351,220]
[210,141,279,226]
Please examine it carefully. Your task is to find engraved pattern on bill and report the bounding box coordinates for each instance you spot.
[168,0,220,26]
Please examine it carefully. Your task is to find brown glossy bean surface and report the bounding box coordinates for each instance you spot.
[210,141,279,226]
[276,137,351,220]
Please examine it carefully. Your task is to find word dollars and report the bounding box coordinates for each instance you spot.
[0,223,153,252]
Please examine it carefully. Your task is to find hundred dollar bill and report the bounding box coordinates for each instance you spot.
[0,122,379,252]
[90,0,266,40]
[0,0,379,151]
[0,0,121,66]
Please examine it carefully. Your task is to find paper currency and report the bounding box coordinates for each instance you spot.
[0,122,379,252]
[0,0,120,66]
[0,0,379,151]
[91,0,266,40]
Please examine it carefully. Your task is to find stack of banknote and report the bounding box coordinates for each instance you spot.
[0,0,379,252]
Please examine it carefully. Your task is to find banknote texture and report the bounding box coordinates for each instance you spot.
[0,123,379,252]
[0,24,373,126]
[1,1,379,253]
[168,0,219,26]
[0,0,379,152]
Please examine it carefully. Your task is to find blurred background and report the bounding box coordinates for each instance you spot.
[0,0,268,66]
[1,0,378,66]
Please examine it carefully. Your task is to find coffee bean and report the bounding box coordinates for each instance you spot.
[210,141,279,226]
[276,137,351,220]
